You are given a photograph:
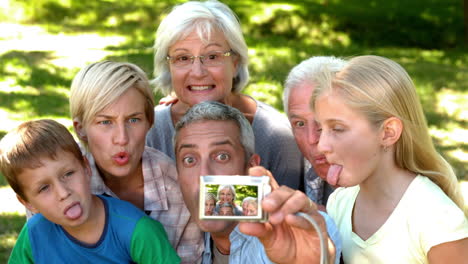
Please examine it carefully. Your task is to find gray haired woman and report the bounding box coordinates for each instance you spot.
[146,0,303,190]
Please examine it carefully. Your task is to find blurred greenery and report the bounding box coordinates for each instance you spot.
[206,184,258,205]
[0,0,466,260]
[0,0,465,179]
[0,213,25,263]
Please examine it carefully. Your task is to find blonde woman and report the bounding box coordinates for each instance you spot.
[312,55,468,263]
[204,192,217,216]
[70,61,203,263]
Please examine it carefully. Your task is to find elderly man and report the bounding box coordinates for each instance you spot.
[173,101,341,264]
[283,56,347,207]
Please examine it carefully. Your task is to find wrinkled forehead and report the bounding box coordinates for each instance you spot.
[176,120,242,148]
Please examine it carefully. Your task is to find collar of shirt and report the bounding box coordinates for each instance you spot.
[202,226,272,264]
[87,146,169,212]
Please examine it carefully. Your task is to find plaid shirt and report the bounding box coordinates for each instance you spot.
[304,159,335,206]
[87,146,204,263]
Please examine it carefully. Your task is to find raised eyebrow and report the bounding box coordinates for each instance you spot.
[177,143,197,153]
[288,113,304,120]
[170,48,190,54]
[211,139,234,147]
[204,43,223,49]
[127,112,145,118]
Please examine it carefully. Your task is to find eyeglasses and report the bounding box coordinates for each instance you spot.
[166,50,234,68]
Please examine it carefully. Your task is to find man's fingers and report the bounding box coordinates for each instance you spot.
[248,166,279,190]
[284,212,325,232]
[238,222,273,239]
[263,186,317,225]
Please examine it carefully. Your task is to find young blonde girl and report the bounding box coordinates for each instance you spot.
[312,55,467,263]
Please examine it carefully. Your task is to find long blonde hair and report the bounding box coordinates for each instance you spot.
[312,55,466,216]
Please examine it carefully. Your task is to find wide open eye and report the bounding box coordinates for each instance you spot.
[294,120,305,128]
[182,156,196,167]
[215,153,230,162]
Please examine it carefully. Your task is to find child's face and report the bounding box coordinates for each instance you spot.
[315,93,384,187]
[17,150,94,229]
[84,88,150,180]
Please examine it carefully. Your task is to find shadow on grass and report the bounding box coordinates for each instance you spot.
[0,51,71,120]
[0,91,69,119]
[0,50,71,88]
[434,139,468,181]
[0,213,25,263]
[0,50,71,118]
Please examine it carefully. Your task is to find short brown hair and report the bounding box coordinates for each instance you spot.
[0,119,84,200]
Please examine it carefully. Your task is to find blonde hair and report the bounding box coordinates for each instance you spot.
[70,61,155,147]
[312,55,466,216]
[0,119,85,200]
[205,192,217,203]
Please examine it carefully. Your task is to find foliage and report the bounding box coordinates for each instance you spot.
[0,0,466,261]
[0,213,25,263]
[206,184,258,205]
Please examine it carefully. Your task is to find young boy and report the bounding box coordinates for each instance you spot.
[0,119,180,263]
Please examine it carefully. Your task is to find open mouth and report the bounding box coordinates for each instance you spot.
[327,164,343,186]
[113,152,130,166]
[64,202,83,220]
[189,85,214,91]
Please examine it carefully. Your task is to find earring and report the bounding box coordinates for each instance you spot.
[383,145,389,152]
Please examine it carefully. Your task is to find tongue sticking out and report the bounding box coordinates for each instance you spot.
[326,164,342,186]
[65,203,83,220]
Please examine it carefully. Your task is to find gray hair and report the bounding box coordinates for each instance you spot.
[152,0,249,95]
[217,184,236,201]
[283,56,347,114]
[173,101,255,161]
[219,202,234,210]
[242,196,257,206]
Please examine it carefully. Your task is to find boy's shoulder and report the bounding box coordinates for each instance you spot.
[98,194,146,221]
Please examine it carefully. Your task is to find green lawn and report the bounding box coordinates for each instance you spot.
[0,213,25,263]
[0,0,466,260]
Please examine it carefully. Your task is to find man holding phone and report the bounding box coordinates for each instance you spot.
[173,101,341,264]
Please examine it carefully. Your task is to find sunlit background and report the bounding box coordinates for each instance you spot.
[0,0,467,261]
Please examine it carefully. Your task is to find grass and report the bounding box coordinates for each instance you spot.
[0,213,25,263]
[0,0,467,260]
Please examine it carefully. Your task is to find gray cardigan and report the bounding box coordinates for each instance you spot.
[146,100,304,190]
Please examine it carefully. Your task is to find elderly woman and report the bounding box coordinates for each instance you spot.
[146,0,303,190]
[70,61,203,263]
[244,198,258,216]
[204,192,217,216]
[214,184,242,216]
[241,196,257,216]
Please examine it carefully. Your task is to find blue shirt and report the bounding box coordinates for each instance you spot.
[202,211,342,264]
[9,195,179,264]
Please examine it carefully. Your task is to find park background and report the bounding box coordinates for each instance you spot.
[0,0,467,261]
